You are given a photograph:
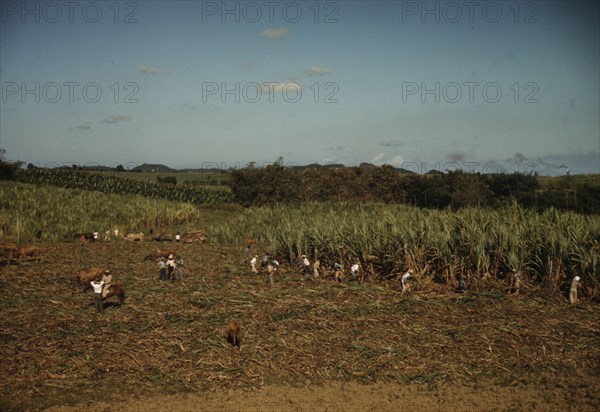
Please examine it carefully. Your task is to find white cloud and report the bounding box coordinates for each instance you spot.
[389,155,404,166]
[101,115,132,124]
[304,66,332,76]
[371,152,385,165]
[138,65,171,75]
[260,28,289,38]
[370,153,404,167]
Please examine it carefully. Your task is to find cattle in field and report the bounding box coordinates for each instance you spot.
[1,242,19,254]
[74,232,95,242]
[181,230,207,243]
[243,238,257,248]
[103,284,126,305]
[226,320,241,351]
[15,246,41,261]
[144,249,176,261]
[74,267,105,291]
[125,232,144,241]
[0,243,19,262]
[152,233,173,242]
[1,243,41,264]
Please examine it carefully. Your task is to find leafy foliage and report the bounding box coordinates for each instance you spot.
[227,164,599,213]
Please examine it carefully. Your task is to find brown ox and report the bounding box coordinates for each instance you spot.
[15,246,41,261]
[144,249,176,261]
[74,267,105,291]
[152,233,173,242]
[102,284,126,305]
[1,242,19,258]
[181,230,207,243]
[74,232,96,242]
[243,238,257,248]
[226,320,241,351]
[125,232,144,241]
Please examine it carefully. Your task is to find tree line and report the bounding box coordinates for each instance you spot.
[227,162,600,213]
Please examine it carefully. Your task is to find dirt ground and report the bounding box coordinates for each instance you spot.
[1,239,599,411]
[45,379,600,412]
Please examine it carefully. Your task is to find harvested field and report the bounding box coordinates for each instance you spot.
[1,239,599,411]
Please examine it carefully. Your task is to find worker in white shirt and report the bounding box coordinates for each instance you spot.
[90,279,105,313]
[401,269,413,293]
[250,255,258,273]
[350,263,359,280]
[300,255,311,275]
[267,259,279,286]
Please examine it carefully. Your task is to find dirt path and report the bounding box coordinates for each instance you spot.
[45,379,599,412]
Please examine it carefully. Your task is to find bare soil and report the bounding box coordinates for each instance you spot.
[1,240,599,411]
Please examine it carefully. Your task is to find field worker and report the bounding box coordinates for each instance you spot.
[334,263,343,282]
[166,254,176,280]
[91,279,105,313]
[570,276,581,304]
[510,269,522,295]
[457,274,466,293]
[101,270,112,298]
[267,260,275,286]
[250,255,258,273]
[243,246,250,262]
[93,231,99,243]
[350,263,359,280]
[103,230,111,242]
[114,228,119,239]
[401,269,413,293]
[300,255,311,274]
[158,257,167,280]
[313,259,321,278]
[175,256,185,281]
[261,254,270,268]
[79,234,86,252]
[175,234,181,242]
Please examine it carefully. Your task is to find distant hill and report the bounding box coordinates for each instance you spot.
[131,163,177,173]
[48,162,416,174]
[290,163,346,171]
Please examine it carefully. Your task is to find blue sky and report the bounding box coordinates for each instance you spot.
[1,0,598,175]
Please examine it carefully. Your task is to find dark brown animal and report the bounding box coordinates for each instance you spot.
[103,284,126,305]
[226,320,241,350]
[152,233,173,242]
[74,232,95,242]
[144,249,176,261]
